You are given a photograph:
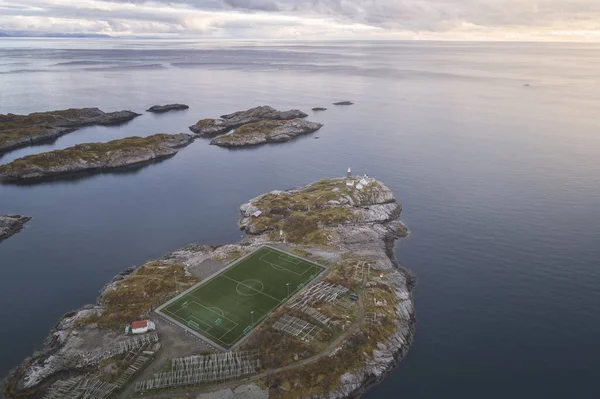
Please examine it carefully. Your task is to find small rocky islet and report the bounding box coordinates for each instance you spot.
[0,214,32,241]
[0,133,193,182]
[3,176,414,399]
[189,105,309,136]
[189,105,323,147]
[211,118,323,147]
[0,108,140,153]
[146,104,189,113]
[0,104,328,182]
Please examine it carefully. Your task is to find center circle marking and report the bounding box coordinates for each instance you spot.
[236,279,264,296]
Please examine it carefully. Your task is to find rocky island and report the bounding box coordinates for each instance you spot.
[3,176,415,399]
[189,106,308,136]
[146,104,189,113]
[333,101,354,106]
[0,108,141,153]
[312,107,327,111]
[0,215,32,241]
[0,133,193,182]
[211,119,323,147]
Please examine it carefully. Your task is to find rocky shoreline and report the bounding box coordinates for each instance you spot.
[0,215,32,241]
[0,108,141,153]
[3,176,415,399]
[189,106,309,137]
[0,133,194,182]
[211,119,323,147]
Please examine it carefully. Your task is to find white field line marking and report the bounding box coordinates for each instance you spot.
[189,300,239,326]
[189,316,212,332]
[266,248,315,274]
[218,274,283,302]
[186,301,240,345]
[278,253,301,265]
[164,308,180,320]
[174,307,185,316]
[259,253,310,276]
[157,245,326,349]
[218,323,238,340]
[221,268,325,347]
[208,307,225,316]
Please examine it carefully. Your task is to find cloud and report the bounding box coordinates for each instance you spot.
[0,0,599,40]
[223,0,279,12]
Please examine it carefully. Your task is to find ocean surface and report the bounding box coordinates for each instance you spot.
[1,39,599,398]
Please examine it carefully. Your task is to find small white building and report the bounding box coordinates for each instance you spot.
[131,320,156,335]
[252,210,263,218]
[359,178,369,187]
[346,180,355,187]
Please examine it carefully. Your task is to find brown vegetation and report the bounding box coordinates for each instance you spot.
[77,261,199,328]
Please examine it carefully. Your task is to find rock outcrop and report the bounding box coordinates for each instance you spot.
[333,101,354,106]
[3,177,415,399]
[0,108,141,153]
[0,133,194,182]
[189,106,308,137]
[238,177,414,399]
[146,104,189,113]
[312,107,327,111]
[0,214,32,241]
[210,119,323,147]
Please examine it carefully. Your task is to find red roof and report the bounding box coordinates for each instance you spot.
[131,320,148,329]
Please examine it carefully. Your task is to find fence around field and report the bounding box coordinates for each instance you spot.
[154,245,329,351]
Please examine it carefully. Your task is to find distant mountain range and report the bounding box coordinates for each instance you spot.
[0,32,111,38]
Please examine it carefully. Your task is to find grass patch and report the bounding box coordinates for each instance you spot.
[0,108,137,148]
[158,246,325,349]
[249,179,363,246]
[214,120,283,143]
[0,134,186,174]
[191,118,217,129]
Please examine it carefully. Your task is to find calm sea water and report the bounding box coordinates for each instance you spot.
[1,39,599,398]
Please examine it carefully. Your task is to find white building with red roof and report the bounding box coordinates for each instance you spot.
[130,320,156,335]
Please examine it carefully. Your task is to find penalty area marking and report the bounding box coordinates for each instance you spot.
[259,250,311,276]
[275,252,301,265]
[208,307,225,316]
[189,301,239,327]
[188,316,212,332]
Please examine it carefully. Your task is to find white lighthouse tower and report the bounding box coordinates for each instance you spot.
[347,167,352,178]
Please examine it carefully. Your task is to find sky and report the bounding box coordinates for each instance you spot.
[1,0,600,41]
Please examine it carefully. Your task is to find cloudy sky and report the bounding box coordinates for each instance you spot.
[1,0,600,41]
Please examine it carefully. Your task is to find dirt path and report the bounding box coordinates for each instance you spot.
[136,295,365,398]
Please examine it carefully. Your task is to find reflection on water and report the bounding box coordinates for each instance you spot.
[1,40,600,399]
[1,155,175,186]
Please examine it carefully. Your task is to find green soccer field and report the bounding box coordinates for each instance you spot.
[157,246,326,349]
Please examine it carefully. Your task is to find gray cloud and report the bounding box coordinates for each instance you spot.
[224,0,280,12]
[1,0,599,39]
[106,0,600,30]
